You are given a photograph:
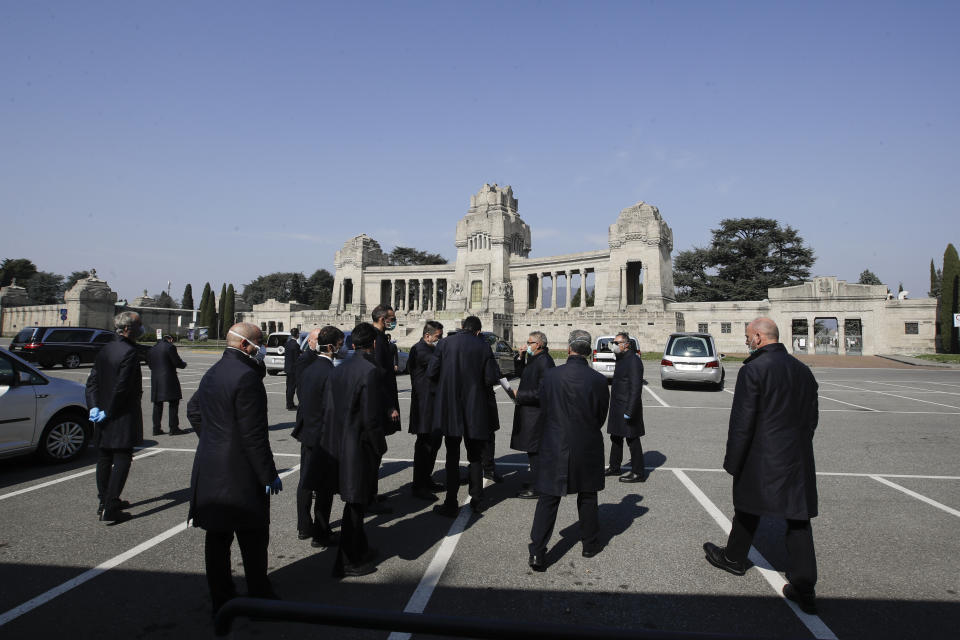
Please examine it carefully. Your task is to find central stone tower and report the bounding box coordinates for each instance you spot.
[450,184,531,314]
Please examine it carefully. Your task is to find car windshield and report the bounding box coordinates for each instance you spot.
[666,335,714,357]
[596,337,639,353]
[13,328,37,343]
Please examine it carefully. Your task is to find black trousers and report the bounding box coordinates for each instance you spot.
[297,444,334,538]
[725,509,818,594]
[152,400,179,433]
[482,432,496,475]
[204,527,272,613]
[96,447,132,509]
[526,451,539,485]
[443,436,485,506]
[413,431,442,488]
[529,491,600,555]
[608,435,644,472]
[285,374,297,407]
[335,503,368,573]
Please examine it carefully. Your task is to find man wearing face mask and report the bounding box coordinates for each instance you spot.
[85,311,145,523]
[293,327,323,387]
[511,331,555,499]
[703,317,821,614]
[187,322,282,616]
[284,328,301,411]
[321,322,388,578]
[293,326,344,548]
[407,320,445,500]
[605,331,647,482]
[371,305,401,434]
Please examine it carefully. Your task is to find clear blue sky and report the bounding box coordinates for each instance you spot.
[1,1,957,302]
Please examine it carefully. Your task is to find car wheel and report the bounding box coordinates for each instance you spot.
[64,353,81,369]
[37,412,89,463]
[661,380,673,390]
[276,346,285,355]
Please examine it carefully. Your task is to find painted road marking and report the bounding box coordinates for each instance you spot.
[643,385,670,407]
[672,469,838,640]
[821,380,960,411]
[870,475,960,518]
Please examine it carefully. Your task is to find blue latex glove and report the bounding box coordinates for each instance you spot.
[89,408,106,423]
[96,409,106,422]
[265,476,283,495]
[624,414,631,420]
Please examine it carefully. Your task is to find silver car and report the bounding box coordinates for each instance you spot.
[264,331,292,375]
[0,347,90,462]
[591,335,640,380]
[659,332,725,390]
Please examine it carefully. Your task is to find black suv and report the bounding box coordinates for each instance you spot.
[9,326,117,369]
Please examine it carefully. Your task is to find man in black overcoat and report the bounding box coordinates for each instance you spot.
[147,334,187,436]
[187,323,283,615]
[605,331,647,482]
[529,330,610,571]
[427,315,502,517]
[703,317,821,614]
[407,320,444,500]
[293,327,322,388]
[511,330,554,499]
[284,328,301,410]
[85,311,144,522]
[371,304,401,434]
[321,323,388,578]
[292,325,343,548]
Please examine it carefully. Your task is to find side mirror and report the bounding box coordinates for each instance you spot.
[719,353,726,359]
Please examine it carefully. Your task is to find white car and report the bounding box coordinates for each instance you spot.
[659,332,725,390]
[0,347,90,463]
[591,335,640,380]
[264,331,292,375]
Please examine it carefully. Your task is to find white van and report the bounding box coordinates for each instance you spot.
[591,335,640,380]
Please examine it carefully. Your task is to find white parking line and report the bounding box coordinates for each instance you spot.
[0,463,301,628]
[643,385,669,407]
[0,449,164,502]
[864,380,960,396]
[672,469,838,640]
[869,475,960,518]
[821,381,960,410]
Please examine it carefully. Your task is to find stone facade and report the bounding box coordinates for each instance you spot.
[1,186,938,355]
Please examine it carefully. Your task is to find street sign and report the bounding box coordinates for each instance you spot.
[954,313,960,328]
[156,329,163,340]
[59,308,67,321]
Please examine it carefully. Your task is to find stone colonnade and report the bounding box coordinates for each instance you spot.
[384,277,446,312]
[528,266,595,310]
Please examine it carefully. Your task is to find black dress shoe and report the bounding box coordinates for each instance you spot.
[100,509,132,523]
[412,488,438,501]
[470,498,486,514]
[703,542,749,576]
[483,471,504,483]
[516,488,540,499]
[582,545,602,558]
[432,502,459,518]
[783,584,818,614]
[286,404,298,411]
[341,562,376,578]
[169,428,186,435]
[311,532,340,548]
[152,430,164,436]
[426,481,446,492]
[297,529,313,540]
[604,466,622,476]
[619,472,646,483]
[528,553,547,572]
[97,500,130,516]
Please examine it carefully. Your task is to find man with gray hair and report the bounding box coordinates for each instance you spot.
[511,330,555,499]
[528,329,610,570]
[86,311,145,522]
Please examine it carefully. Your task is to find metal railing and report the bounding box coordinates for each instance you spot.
[215,598,775,639]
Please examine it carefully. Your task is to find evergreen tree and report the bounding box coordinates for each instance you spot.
[929,259,942,298]
[182,283,195,310]
[223,284,236,337]
[198,283,213,332]
[216,284,227,339]
[64,270,90,292]
[858,269,883,285]
[941,244,959,353]
[154,291,177,308]
[0,258,38,287]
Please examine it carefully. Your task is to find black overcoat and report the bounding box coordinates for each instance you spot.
[406,339,437,435]
[293,348,319,405]
[321,353,388,505]
[284,337,301,375]
[292,356,334,447]
[510,351,555,452]
[373,329,401,434]
[426,330,501,440]
[724,342,819,520]
[607,351,645,438]
[534,356,610,497]
[186,349,278,532]
[146,340,187,402]
[85,335,143,449]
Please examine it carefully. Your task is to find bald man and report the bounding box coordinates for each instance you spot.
[187,322,282,616]
[294,328,323,391]
[703,317,821,614]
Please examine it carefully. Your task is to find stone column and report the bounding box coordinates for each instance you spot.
[550,272,557,310]
[580,269,587,308]
[620,266,627,310]
[564,271,572,309]
[388,280,394,309]
[431,279,437,312]
[536,274,543,311]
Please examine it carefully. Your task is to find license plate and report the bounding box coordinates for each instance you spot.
[675,363,702,371]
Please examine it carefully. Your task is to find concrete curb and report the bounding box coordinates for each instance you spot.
[876,354,960,369]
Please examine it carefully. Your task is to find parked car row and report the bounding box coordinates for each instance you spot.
[9,326,117,369]
[592,331,725,390]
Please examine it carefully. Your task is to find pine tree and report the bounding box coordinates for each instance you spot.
[223,284,236,337]
[941,244,959,353]
[182,284,194,310]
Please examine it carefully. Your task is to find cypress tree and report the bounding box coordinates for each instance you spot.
[216,284,227,339]
[223,284,236,337]
[182,283,195,310]
[929,259,942,298]
[941,244,959,353]
[198,283,213,333]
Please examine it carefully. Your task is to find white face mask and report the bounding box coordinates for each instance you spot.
[609,342,621,355]
[228,329,264,362]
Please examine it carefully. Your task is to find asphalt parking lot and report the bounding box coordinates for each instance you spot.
[1,350,958,639]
